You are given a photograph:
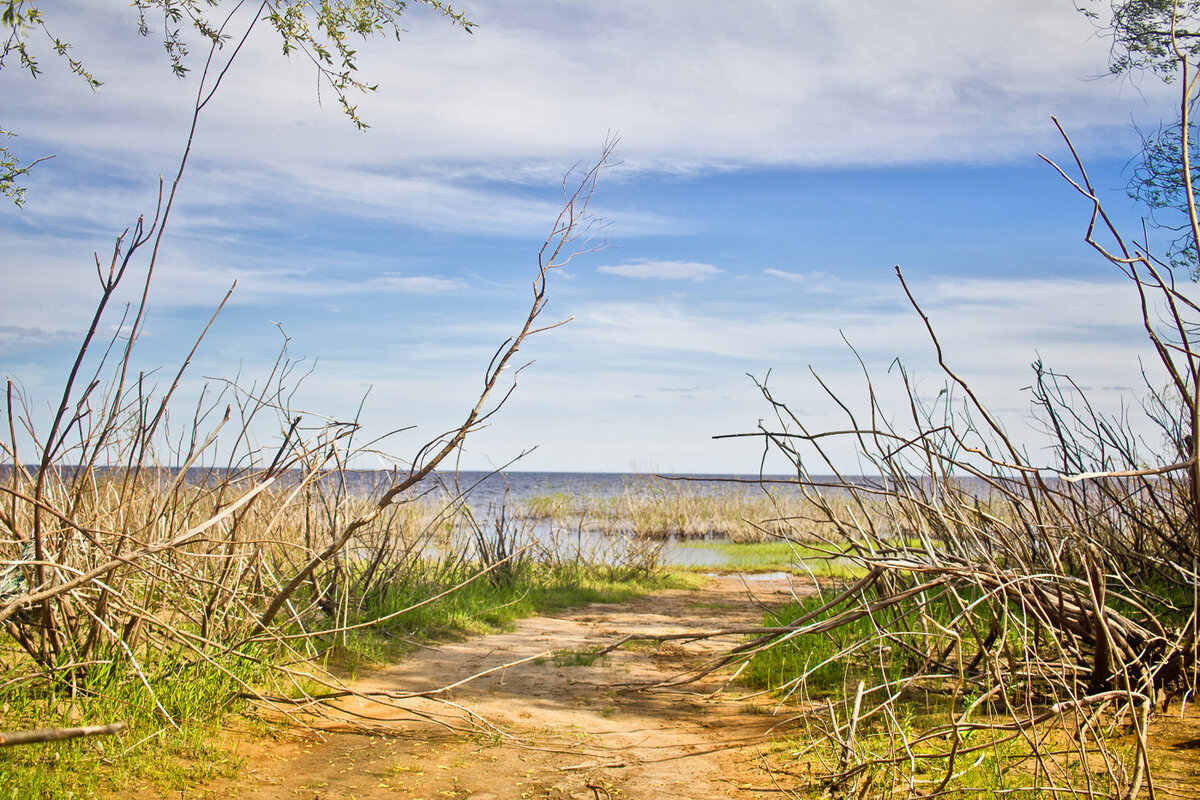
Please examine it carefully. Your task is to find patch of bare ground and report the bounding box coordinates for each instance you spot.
[1146,712,1200,796]
[142,574,817,800]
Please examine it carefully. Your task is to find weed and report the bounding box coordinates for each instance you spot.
[552,648,605,667]
[676,540,861,575]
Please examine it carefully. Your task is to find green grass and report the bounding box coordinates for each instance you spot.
[320,561,691,670]
[0,560,686,798]
[676,540,862,575]
[0,648,264,799]
[744,593,1120,799]
[741,587,996,697]
[551,647,606,667]
[742,594,887,695]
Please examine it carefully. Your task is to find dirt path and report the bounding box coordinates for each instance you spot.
[196,574,815,800]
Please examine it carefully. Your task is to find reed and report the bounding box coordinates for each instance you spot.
[699,129,1200,797]
[574,128,1200,800]
[0,63,620,790]
[0,464,681,797]
[516,478,869,543]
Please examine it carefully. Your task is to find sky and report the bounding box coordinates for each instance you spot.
[0,0,1191,475]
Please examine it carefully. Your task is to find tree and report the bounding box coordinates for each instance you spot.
[1084,0,1200,76]
[1081,0,1200,274]
[0,0,474,204]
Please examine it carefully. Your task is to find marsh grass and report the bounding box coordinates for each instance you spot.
[742,595,1136,798]
[676,539,863,575]
[516,480,862,543]
[0,468,706,799]
[0,461,688,800]
[0,524,681,797]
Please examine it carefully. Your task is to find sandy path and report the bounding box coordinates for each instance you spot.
[192,574,816,800]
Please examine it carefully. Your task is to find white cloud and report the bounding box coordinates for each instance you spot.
[527,272,1171,470]
[764,268,835,285]
[570,274,1153,380]
[366,275,468,293]
[144,263,471,306]
[3,1,1165,186]
[765,269,806,281]
[598,260,720,281]
[0,233,472,354]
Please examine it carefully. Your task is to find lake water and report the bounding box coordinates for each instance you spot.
[386,470,813,568]
[3,466,879,567]
[333,469,809,505]
[286,469,891,568]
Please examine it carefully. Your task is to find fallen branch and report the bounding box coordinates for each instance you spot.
[0,721,126,747]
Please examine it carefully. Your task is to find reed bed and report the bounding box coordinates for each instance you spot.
[514,479,871,543]
[595,126,1200,799]
[705,332,1200,797]
[0,465,670,796]
[0,128,623,795]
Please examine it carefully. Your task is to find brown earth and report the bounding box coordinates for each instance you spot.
[174,573,817,800]
[120,572,1200,799]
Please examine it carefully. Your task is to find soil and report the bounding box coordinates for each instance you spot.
[182,573,817,800]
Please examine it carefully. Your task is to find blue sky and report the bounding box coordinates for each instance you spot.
[0,0,1187,473]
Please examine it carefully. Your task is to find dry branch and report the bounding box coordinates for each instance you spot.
[0,722,125,747]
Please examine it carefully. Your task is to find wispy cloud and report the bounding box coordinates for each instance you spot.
[570,274,1152,374]
[6,1,1163,204]
[144,263,472,308]
[363,275,469,293]
[764,268,835,289]
[764,269,807,281]
[0,324,80,353]
[598,260,720,281]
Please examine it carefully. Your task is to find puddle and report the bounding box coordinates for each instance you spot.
[707,570,795,581]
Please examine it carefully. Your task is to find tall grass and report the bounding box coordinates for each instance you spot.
[515,478,871,543]
[0,470,674,797]
[699,127,1200,797]
[0,94,620,791]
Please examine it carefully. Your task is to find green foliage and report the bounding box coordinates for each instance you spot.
[1,1,103,85]
[742,595,885,695]
[0,129,33,206]
[260,0,476,128]
[1083,0,1200,79]
[1079,1,1200,275]
[0,0,475,203]
[1124,119,1200,273]
[0,646,263,798]
[1,0,99,203]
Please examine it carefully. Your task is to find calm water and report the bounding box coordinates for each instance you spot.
[1,467,978,566]
[355,471,799,568]
[333,470,830,506]
[416,471,812,568]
